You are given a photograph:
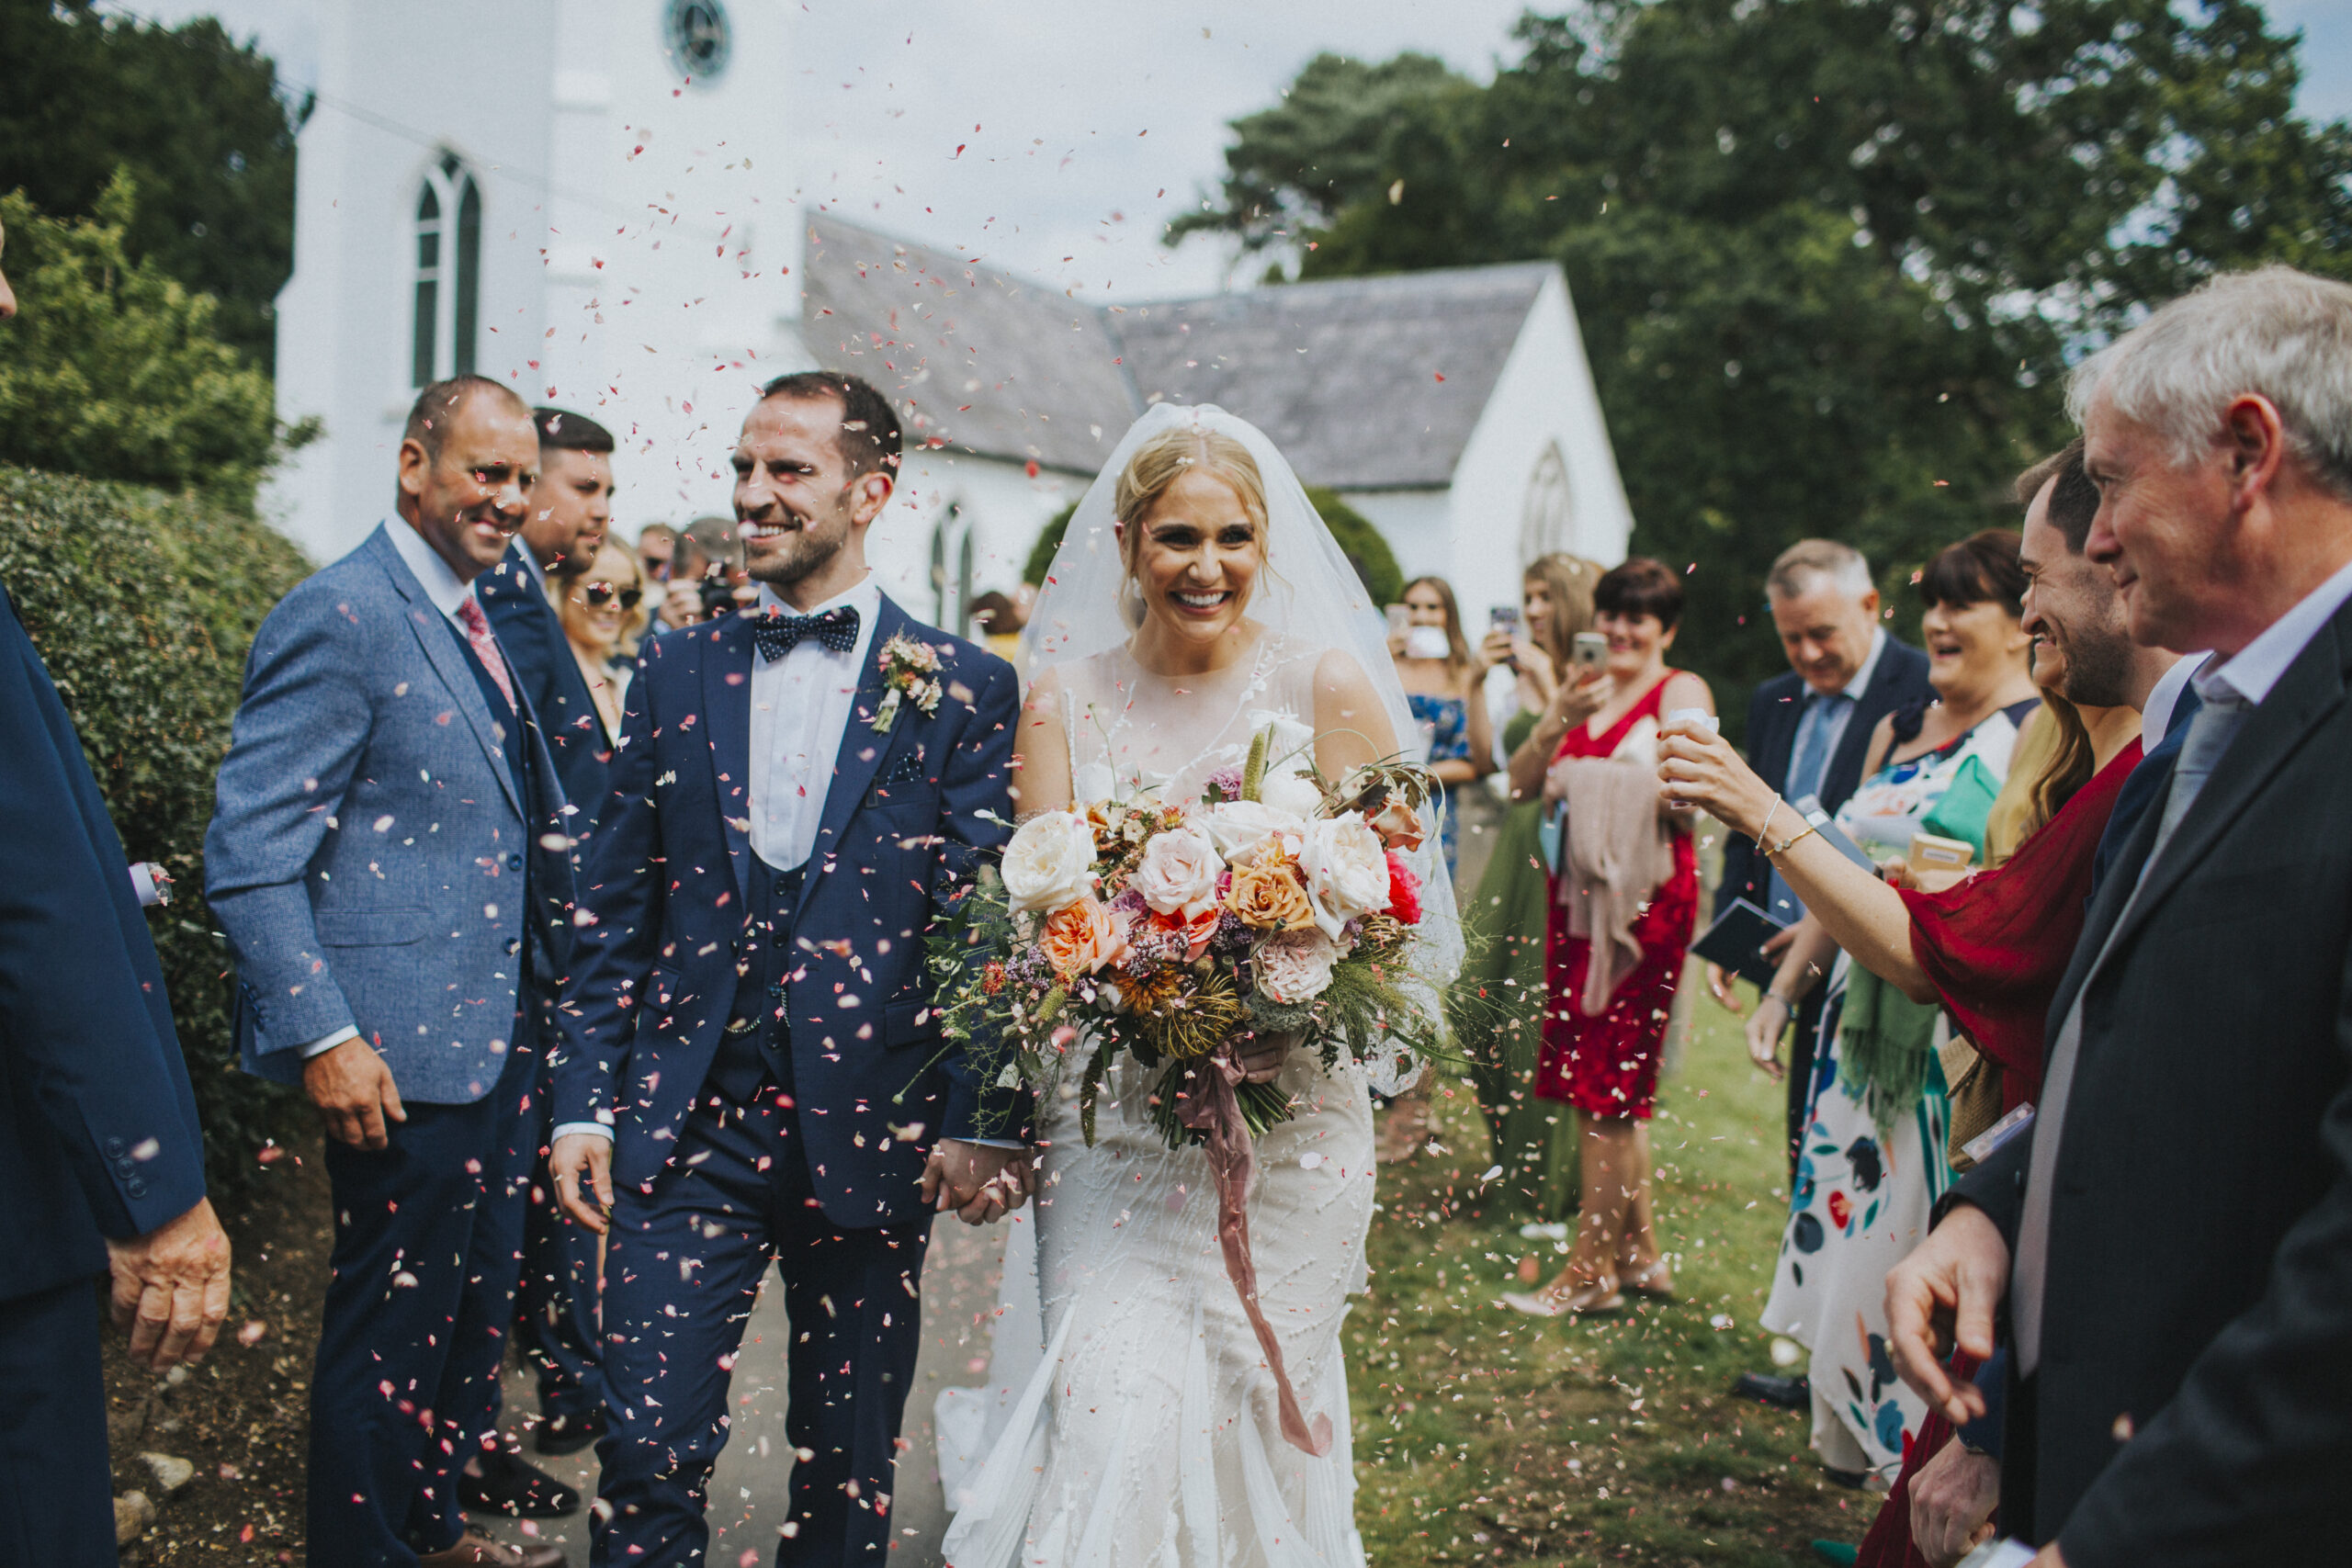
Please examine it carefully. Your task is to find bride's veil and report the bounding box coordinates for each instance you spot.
[1022,401,1465,1024]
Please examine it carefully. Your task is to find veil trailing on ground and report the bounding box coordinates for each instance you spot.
[1021,401,1465,1068]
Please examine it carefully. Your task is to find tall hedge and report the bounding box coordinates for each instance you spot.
[0,463,311,1192]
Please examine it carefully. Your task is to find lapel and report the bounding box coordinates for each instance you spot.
[364,525,524,820]
[794,593,913,923]
[699,609,760,910]
[1827,639,1917,801]
[2056,604,2352,1022]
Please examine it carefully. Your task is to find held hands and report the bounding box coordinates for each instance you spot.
[104,1197,232,1372]
[1236,1029,1299,1085]
[303,1037,406,1150]
[1746,993,1791,1080]
[921,1139,1035,1226]
[550,1131,616,1235]
[1884,1201,2009,1425]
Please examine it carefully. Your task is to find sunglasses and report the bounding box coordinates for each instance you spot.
[582,580,642,610]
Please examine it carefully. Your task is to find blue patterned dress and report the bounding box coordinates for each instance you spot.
[1408,691,1471,880]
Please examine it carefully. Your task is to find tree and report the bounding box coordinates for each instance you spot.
[1178,1,2352,711]
[0,0,301,368]
[0,177,312,513]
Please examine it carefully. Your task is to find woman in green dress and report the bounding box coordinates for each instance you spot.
[1426,554,1599,1221]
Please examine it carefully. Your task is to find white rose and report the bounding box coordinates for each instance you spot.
[1000,810,1098,914]
[1254,928,1339,1005]
[1259,769,1326,820]
[1297,812,1392,936]
[1131,825,1225,920]
[1203,799,1306,860]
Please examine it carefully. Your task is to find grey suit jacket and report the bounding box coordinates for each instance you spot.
[205,524,574,1105]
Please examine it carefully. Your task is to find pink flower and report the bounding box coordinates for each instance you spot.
[1385,852,1423,925]
[1037,895,1128,979]
[1369,796,1428,853]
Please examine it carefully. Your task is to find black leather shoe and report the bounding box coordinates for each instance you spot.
[1732,1371,1811,1409]
[460,1445,581,1518]
[533,1408,605,1457]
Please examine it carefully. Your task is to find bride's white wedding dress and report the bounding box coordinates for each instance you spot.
[939,635,1375,1568]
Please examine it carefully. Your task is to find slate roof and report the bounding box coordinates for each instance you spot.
[799,212,1554,489]
[1109,264,1555,490]
[799,214,1136,475]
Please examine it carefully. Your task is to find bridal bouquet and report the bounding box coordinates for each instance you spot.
[927,726,1443,1151]
[925,728,1442,1456]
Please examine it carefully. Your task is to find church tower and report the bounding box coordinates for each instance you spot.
[267,0,806,563]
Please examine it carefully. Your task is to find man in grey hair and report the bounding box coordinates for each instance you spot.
[1888,265,2352,1565]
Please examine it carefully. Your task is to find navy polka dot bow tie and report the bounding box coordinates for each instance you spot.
[752,604,860,661]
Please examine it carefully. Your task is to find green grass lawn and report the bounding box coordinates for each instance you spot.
[1351,987,1874,1567]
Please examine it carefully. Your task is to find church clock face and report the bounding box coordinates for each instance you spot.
[664,0,731,83]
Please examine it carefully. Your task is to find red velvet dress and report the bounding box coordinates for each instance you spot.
[1533,675,1700,1121]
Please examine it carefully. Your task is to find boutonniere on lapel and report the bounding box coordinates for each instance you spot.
[872,633,945,733]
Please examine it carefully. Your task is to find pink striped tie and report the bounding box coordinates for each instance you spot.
[456,596,516,713]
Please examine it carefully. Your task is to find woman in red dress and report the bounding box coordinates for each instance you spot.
[1502,558,1710,1316]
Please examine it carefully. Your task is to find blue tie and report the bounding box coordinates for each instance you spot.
[1787,691,1844,805]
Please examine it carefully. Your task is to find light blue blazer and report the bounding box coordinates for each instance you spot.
[205,524,575,1105]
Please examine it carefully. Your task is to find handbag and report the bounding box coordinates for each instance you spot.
[1939,1033,2005,1172]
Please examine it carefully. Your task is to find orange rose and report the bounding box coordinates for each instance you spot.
[1224,855,1317,932]
[1037,894,1128,979]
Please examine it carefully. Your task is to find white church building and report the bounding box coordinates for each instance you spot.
[268,0,1633,634]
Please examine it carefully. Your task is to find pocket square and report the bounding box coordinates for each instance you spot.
[878,748,929,786]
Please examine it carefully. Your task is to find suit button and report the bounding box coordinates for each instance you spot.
[505,938,522,955]
[506,852,524,872]
[105,1136,125,1159]
[126,1178,148,1200]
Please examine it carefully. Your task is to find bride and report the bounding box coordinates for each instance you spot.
[940,405,1461,1567]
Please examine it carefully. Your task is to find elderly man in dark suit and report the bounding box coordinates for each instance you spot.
[1718,538,1932,1411]
[208,376,577,1568]
[1,209,232,1568]
[475,406,618,1470]
[1889,265,2352,1565]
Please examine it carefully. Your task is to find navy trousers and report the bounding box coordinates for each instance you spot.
[590,1088,931,1568]
[516,1051,603,1427]
[310,1039,537,1568]
[0,1278,115,1568]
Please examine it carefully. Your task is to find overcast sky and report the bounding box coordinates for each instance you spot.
[113,0,2352,303]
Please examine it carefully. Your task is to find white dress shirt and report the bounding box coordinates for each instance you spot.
[2138,649,2209,755]
[302,519,492,1060]
[1785,625,1887,796]
[746,574,883,874]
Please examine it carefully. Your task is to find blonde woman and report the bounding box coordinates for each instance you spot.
[944,405,1460,1568]
[556,540,647,744]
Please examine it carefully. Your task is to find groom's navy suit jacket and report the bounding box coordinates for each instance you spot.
[1,587,208,1303]
[553,593,1024,1227]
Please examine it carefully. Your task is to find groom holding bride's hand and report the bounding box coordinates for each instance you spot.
[547,369,1029,1568]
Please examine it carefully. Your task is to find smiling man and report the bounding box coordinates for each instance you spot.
[1888,267,2352,1566]
[206,375,577,1568]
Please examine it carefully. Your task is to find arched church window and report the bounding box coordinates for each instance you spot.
[1520,441,1573,564]
[411,152,481,387]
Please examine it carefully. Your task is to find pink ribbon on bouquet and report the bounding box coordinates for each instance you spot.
[1174,1045,1335,1459]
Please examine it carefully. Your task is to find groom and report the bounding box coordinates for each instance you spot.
[548,370,1030,1566]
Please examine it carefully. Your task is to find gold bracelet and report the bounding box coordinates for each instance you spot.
[1764,822,1821,861]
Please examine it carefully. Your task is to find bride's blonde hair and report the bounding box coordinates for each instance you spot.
[1113,424,1271,626]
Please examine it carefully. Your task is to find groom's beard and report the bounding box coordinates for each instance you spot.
[743,499,849,588]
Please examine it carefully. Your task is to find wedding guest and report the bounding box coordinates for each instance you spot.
[1500,557,1709,1316]
[1664,447,2179,1563]
[1888,265,2352,1566]
[2,216,233,1566]
[1695,532,2039,1478]
[1453,553,1600,1217]
[556,540,648,745]
[636,523,678,583]
[206,376,576,1568]
[1389,574,1496,878]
